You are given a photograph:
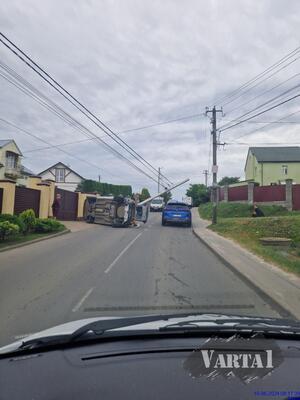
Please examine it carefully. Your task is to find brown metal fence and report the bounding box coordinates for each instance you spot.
[254,185,285,202]
[55,188,78,220]
[14,186,40,217]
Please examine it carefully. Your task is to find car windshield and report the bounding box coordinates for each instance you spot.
[0,0,300,373]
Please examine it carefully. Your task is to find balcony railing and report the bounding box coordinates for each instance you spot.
[4,165,21,179]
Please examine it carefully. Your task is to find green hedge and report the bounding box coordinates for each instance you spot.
[0,214,25,233]
[78,179,132,197]
[0,221,19,240]
[199,202,290,220]
[35,218,64,233]
[0,211,65,241]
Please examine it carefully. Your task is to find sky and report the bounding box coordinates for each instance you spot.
[0,0,299,199]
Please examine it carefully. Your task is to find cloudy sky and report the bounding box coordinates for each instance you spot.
[0,0,299,198]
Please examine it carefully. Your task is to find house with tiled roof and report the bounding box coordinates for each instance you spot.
[245,147,300,185]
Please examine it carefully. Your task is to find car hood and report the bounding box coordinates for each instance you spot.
[0,313,293,354]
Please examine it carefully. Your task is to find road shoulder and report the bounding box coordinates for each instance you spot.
[192,208,300,320]
[0,229,70,253]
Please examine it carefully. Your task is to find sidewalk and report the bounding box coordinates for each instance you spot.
[61,220,98,233]
[192,208,300,320]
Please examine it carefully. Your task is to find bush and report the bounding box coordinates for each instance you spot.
[34,218,64,233]
[19,209,36,234]
[0,214,25,233]
[0,221,19,240]
[199,202,289,220]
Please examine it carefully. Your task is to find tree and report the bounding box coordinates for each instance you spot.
[186,184,209,207]
[139,188,151,202]
[162,191,172,204]
[218,176,240,186]
[77,179,132,197]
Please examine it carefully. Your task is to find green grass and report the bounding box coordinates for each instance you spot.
[0,226,66,250]
[198,202,297,220]
[207,215,300,275]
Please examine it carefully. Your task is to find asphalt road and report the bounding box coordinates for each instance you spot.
[0,213,281,346]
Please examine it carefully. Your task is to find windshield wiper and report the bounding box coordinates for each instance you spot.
[159,320,300,336]
[4,314,300,355]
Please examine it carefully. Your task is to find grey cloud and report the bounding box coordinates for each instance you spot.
[0,0,300,198]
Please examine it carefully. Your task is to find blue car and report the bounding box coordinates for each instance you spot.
[162,201,192,227]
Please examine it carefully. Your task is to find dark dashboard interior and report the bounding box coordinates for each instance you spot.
[0,337,299,400]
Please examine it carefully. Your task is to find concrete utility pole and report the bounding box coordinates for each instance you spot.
[158,167,161,194]
[203,169,209,187]
[206,106,223,225]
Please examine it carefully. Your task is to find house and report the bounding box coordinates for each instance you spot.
[0,139,23,181]
[245,146,300,185]
[17,165,36,186]
[38,162,85,192]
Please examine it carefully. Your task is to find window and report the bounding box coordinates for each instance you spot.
[282,165,288,175]
[55,168,65,182]
[5,151,18,168]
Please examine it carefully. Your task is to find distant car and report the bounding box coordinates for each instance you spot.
[182,196,193,208]
[162,201,192,227]
[150,197,164,212]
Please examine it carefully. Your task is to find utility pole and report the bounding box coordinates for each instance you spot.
[158,167,161,194]
[98,175,101,183]
[203,169,209,187]
[206,106,223,225]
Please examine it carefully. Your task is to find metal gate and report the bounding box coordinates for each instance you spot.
[0,188,3,214]
[55,188,78,220]
[14,186,40,217]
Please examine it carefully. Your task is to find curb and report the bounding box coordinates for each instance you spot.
[0,229,70,253]
[192,224,296,320]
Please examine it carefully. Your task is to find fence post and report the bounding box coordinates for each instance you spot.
[44,180,55,217]
[77,192,88,220]
[224,185,229,202]
[285,179,293,211]
[0,180,16,214]
[248,182,255,204]
[36,182,52,218]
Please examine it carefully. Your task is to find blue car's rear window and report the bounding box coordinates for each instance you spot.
[165,203,189,211]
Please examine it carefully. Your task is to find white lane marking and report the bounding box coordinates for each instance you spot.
[72,287,94,312]
[104,232,143,274]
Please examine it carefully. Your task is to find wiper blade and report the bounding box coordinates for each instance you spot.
[13,314,191,352]
[159,321,300,336]
[5,314,300,355]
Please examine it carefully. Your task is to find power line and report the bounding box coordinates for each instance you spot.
[220,55,300,108]
[117,113,204,134]
[220,93,300,133]
[230,109,300,142]
[0,117,121,179]
[212,46,300,106]
[0,62,167,186]
[24,138,94,153]
[225,72,300,116]
[223,120,300,124]
[219,81,300,131]
[0,32,172,186]
[226,142,300,146]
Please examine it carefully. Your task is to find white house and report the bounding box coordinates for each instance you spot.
[0,139,23,181]
[39,162,85,192]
